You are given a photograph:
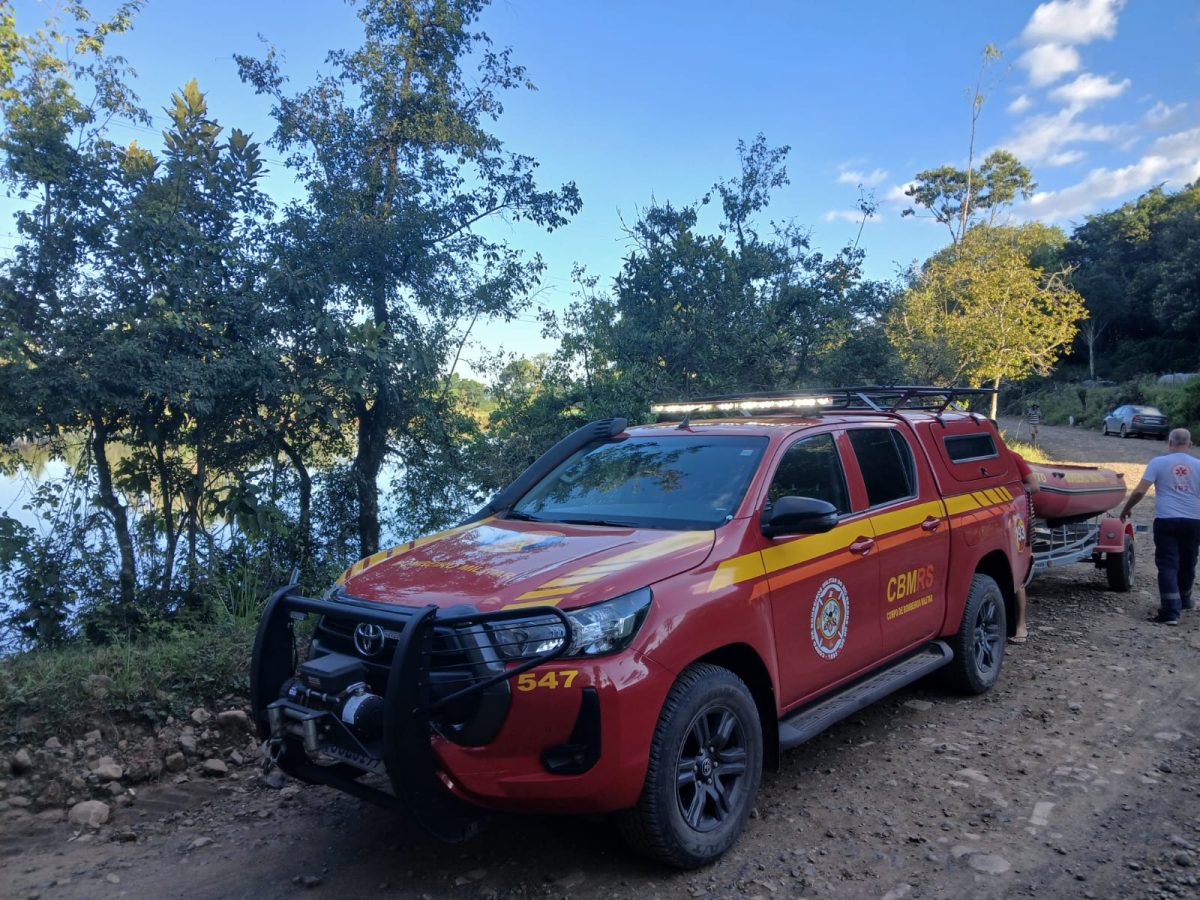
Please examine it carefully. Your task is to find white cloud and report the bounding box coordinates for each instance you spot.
[1018,43,1081,87]
[1145,100,1186,127]
[1046,150,1086,166]
[1022,0,1124,45]
[821,209,880,224]
[1008,94,1034,115]
[999,107,1122,164]
[1025,127,1200,220]
[1049,72,1130,110]
[836,167,888,188]
[884,182,916,206]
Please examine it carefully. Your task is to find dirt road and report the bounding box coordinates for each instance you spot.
[5,422,1200,900]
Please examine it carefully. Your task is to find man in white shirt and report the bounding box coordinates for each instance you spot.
[1120,428,1200,625]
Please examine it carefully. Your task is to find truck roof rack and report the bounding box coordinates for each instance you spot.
[650,386,996,422]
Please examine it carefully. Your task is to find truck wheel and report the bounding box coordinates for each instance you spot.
[1106,535,1135,592]
[617,663,762,869]
[943,574,1006,695]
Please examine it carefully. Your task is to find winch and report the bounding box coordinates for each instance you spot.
[277,653,385,740]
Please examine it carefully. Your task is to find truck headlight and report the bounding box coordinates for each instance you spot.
[490,588,653,660]
[565,587,652,656]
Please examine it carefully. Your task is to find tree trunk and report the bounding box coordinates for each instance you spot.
[280,438,313,559]
[352,279,393,559]
[155,436,178,599]
[90,419,137,607]
[354,392,389,559]
[185,447,205,595]
[990,376,1000,420]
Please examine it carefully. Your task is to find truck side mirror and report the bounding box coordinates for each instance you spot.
[761,496,839,538]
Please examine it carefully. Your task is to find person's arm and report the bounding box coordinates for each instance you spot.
[1013,453,1039,493]
[1120,479,1152,520]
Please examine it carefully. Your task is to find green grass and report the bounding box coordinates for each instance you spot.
[1000,436,1052,463]
[0,618,258,746]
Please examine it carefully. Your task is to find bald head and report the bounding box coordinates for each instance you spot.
[1169,428,1192,449]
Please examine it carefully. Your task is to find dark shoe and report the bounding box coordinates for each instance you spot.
[1149,614,1180,626]
[1183,598,1195,610]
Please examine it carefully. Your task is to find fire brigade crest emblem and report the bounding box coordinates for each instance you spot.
[811,577,850,660]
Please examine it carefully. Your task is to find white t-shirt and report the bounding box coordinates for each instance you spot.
[1143,452,1200,520]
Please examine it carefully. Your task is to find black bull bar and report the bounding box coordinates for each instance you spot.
[250,584,570,842]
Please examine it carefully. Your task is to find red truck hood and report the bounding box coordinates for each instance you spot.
[337,518,715,613]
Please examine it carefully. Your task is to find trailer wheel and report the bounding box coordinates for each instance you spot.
[943,574,1006,695]
[617,663,762,869]
[1106,535,1135,591]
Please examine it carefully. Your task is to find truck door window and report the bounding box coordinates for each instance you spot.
[847,429,916,507]
[767,433,850,514]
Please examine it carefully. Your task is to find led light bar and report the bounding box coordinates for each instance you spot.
[649,386,996,420]
[651,397,834,416]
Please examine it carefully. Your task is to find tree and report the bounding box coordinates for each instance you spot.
[237,0,580,557]
[902,47,1035,245]
[0,0,148,617]
[554,137,893,406]
[888,225,1086,417]
[1064,183,1200,378]
[903,150,1035,245]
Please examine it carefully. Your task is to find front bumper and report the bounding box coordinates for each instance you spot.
[250,585,664,839]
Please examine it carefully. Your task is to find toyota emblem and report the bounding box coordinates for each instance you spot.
[353,622,386,657]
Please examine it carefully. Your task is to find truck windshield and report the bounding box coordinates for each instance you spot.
[509,435,769,530]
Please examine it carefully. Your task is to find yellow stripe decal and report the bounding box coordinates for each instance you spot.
[707,486,1021,592]
[708,552,767,591]
[512,532,712,603]
[944,493,980,515]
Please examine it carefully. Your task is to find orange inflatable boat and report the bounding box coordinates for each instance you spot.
[1029,462,1127,525]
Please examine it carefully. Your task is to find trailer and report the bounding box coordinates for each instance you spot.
[1029,513,1137,591]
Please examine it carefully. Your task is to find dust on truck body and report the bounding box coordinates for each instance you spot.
[251,387,1035,867]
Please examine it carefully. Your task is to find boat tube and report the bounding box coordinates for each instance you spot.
[1029,462,1127,526]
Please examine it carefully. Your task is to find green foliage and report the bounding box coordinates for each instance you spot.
[1064,182,1200,379]
[0,617,256,742]
[889,224,1086,416]
[236,0,580,558]
[903,150,1035,244]
[1007,378,1200,434]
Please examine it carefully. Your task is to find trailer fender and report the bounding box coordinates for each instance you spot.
[1095,516,1130,555]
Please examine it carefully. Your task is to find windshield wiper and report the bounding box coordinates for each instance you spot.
[503,510,545,522]
[553,517,641,529]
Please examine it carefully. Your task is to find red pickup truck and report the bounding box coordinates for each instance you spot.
[252,387,1032,867]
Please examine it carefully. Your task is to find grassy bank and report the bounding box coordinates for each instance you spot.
[1007,378,1200,433]
[0,618,257,746]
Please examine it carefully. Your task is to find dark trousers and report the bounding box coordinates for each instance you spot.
[1153,517,1200,617]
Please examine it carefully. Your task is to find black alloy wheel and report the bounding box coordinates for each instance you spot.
[675,704,749,833]
[617,663,762,868]
[943,573,1006,694]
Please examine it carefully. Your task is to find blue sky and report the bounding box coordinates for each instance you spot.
[7,0,1199,370]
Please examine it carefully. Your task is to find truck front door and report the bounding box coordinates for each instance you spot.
[759,431,881,707]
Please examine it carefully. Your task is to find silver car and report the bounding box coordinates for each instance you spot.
[1102,404,1169,439]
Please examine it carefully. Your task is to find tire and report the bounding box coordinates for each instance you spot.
[1106,534,1135,592]
[617,663,763,869]
[1102,422,1109,436]
[1120,424,1129,438]
[942,574,1006,695]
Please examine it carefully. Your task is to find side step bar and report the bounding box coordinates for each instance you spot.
[778,641,953,751]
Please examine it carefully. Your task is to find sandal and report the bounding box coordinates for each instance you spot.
[1007,634,1028,644]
